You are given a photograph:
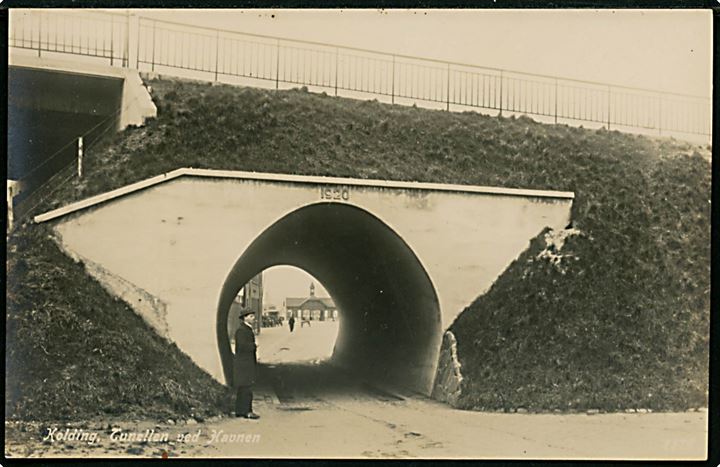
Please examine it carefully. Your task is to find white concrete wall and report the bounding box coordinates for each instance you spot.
[50,173,572,382]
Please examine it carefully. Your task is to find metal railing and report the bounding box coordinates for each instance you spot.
[9,9,130,67]
[9,10,712,139]
[137,17,711,138]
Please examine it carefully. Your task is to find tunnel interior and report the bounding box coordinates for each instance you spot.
[217,202,442,394]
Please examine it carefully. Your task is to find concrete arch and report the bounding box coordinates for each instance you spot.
[217,202,442,393]
[43,169,573,392]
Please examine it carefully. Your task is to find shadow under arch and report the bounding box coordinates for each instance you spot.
[217,202,442,394]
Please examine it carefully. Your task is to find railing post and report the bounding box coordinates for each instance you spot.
[37,10,42,57]
[77,137,84,179]
[334,48,339,96]
[391,55,395,105]
[110,20,115,66]
[214,30,220,82]
[135,16,141,70]
[125,11,130,67]
[499,71,503,117]
[606,85,611,130]
[151,20,156,72]
[554,79,558,124]
[275,39,280,90]
[446,63,450,111]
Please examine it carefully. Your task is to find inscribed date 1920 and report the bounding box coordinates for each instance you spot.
[319,185,350,201]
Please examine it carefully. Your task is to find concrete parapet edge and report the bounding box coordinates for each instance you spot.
[34,167,575,224]
[9,53,127,79]
[34,168,187,223]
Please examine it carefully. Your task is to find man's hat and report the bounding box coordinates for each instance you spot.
[239,308,254,318]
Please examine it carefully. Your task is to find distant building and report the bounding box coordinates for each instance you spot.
[285,283,338,321]
[227,273,264,338]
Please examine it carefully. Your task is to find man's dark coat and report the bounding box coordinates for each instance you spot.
[233,323,257,387]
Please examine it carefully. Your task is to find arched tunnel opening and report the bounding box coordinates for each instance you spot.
[226,265,340,365]
[217,202,442,395]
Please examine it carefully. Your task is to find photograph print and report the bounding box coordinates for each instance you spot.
[5,7,712,460]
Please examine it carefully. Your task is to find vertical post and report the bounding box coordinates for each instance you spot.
[77,137,84,179]
[55,14,59,55]
[657,95,662,136]
[136,16,141,70]
[499,71,503,117]
[391,55,395,104]
[334,48,339,96]
[446,63,450,111]
[214,30,220,82]
[151,20,156,72]
[554,79,558,124]
[125,11,130,67]
[606,85,611,130]
[7,183,14,235]
[37,10,42,57]
[275,39,280,90]
[110,20,115,66]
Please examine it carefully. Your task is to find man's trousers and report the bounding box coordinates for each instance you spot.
[235,385,253,416]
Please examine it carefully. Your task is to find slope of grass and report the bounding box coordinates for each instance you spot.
[9,76,710,416]
[6,224,231,421]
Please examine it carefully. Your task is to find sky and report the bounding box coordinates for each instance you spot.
[134,8,712,97]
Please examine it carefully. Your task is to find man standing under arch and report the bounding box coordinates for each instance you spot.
[234,308,260,419]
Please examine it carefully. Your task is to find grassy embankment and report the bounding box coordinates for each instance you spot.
[6,224,230,421]
[7,77,710,419]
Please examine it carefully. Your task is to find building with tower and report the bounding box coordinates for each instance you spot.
[285,283,338,321]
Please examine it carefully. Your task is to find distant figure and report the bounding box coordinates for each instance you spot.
[288,315,296,332]
[233,309,260,420]
[301,317,311,328]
